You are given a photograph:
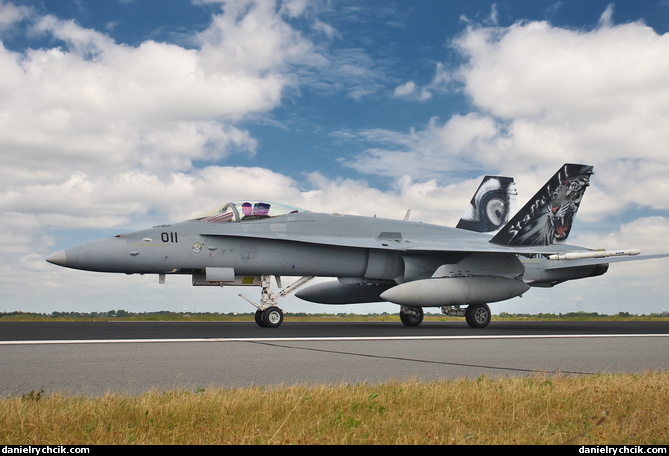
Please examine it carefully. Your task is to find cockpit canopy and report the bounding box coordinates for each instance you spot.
[191,201,310,223]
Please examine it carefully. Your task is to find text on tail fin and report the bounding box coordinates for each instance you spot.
[456,176,517,234]
[490,164,594,246]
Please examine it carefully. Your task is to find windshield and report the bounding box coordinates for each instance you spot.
[191,201,309,223]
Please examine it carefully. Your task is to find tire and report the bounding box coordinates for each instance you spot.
[262,307,284,328]
[465,303,491,328]
[399,306,424,326]
[255,309,266,327]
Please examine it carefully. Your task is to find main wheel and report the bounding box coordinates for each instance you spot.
[465,303,491,328]
[399,306,424,326]
[261,307,284,328]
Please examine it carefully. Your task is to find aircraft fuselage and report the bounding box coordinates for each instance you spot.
[50,212,471,281]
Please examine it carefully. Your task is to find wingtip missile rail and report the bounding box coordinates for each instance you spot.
[548,248,641,261]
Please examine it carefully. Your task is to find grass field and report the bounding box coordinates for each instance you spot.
[2,371,668,445]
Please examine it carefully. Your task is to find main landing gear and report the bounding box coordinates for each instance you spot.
[399,303,492,328]
[399,306,424,326]
[239,275,315,328]
[464,303,492,328]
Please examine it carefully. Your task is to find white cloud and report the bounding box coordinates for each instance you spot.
[0,0,30,31]
[347,16,669,220]
[456,20,669,126]
[343,113,503,179]
[393,80,416,97]
[453,18,669,217]
[196,0,317,76]
[571,216,669,254]
[0,1,313,197]
[393,80,432,101]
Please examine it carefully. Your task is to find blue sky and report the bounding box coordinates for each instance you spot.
[2,0,669,315]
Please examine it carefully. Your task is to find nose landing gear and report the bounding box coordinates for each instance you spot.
[239,275,315,328]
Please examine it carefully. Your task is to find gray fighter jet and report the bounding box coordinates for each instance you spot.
[47,164,660,328]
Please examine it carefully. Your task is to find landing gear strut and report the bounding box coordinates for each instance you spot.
[240,275,314,328]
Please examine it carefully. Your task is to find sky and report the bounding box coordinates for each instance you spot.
[2,0,669,316]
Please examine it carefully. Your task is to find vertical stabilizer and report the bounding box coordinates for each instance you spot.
[491,164,594,246]
[456,176,517,234]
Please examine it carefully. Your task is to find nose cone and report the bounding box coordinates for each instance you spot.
[46,236,128,272]
[46,250,68,267]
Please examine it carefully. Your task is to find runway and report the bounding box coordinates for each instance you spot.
[2,320,668,396]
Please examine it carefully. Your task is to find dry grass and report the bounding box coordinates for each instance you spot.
[2,371,668,445]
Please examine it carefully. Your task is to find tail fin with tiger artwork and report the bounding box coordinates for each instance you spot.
[490,164,594,246]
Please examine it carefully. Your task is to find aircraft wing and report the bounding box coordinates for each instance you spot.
[200,230,578,257]
[200,229,665,269]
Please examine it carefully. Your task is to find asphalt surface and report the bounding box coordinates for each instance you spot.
[2,320,668,396]
[3,319,669,340]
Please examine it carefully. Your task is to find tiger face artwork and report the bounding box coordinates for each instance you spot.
[491,164,594,246]
[548,174,591,243]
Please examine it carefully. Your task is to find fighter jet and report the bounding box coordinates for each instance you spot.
[46,163,660,328]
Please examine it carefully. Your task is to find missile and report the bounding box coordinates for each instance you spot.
[295,280,394,304]
[380,276,530,307]
[548,248,640,261]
